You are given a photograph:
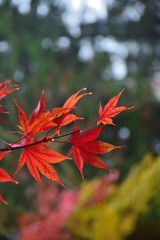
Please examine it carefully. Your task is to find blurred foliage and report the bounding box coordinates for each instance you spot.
[0,153,159,239]
[68,153,160,240]
[15,184,78,240]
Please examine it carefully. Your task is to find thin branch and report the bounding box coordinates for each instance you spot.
[0,119,99,152]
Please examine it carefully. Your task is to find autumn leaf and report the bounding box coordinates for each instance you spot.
[14,140,70,187]
[0,167,18,183]
[0,80,19,100]
[63,88,91,109]
[0,151,10,161]
[14,91,69,139]
[97,89,134,126]
[0,151,18,204]
[0,194,7,204]
[68,123,122,179]
[0,80,19,122]
[54,88,92,135]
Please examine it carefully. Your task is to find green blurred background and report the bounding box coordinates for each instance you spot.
[0,0,160,239]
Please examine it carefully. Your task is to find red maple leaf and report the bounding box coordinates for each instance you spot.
[14,140,70,187]
[0,80,19,100]
[53,88,91,135]
[0,80,19,122]
[0,194,7,204]
[0,151,18,204]
[68,123,122,179]
[97,89,134,126]
[14,91,68,140]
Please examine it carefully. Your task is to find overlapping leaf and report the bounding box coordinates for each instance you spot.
[98,89,134,126]
[68,123,122,178]
[14,91,69,139]
[53,88,91,135]
[14,140,70,187]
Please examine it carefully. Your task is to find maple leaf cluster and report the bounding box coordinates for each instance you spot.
[0,81,133,204]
